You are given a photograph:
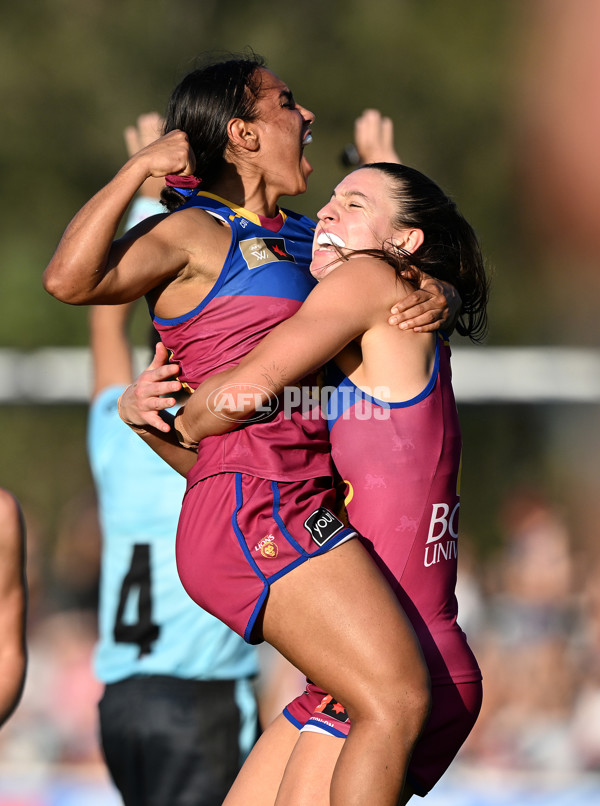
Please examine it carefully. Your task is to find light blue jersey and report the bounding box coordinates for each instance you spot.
[88,386,259,747]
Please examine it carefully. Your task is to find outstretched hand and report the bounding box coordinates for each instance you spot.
[354,109,401,165]
[389,279,462,333]
[118,342,182,433]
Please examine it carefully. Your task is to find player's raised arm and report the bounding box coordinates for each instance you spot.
[42,130,196,305]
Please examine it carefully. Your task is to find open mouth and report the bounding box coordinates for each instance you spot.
[300,129,313,178]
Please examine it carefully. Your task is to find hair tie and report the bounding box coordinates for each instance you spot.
[164,174,202,189]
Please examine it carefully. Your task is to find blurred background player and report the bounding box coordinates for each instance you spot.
[87,113,259,806]
[341,107,401,167]
[0,487,27,728]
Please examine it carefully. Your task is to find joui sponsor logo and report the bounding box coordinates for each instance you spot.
[304,507,344,546]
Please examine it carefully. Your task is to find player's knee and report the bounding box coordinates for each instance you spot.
[370,670,431,745]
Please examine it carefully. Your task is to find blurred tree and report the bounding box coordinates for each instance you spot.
[1,0,523,348]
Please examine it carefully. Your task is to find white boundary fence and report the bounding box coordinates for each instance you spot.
[1,347,599,404]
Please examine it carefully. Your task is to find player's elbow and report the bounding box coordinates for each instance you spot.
[42,259,90,304]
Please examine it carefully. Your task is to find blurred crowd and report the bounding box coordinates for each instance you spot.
[1,481,600,782]
[458,487,600,774]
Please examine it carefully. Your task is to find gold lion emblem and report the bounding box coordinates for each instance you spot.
[256,534,279,559]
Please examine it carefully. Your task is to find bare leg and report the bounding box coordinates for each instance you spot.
[223,714,299,806]
[276,731,342,806]
[263,539,430,806]
[274,730,417,806]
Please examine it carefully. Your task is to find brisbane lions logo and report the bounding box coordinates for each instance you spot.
[255,534,278,559]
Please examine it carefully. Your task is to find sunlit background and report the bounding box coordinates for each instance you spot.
[2,1,600,803]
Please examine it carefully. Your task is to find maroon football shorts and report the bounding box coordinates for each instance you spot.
[176,472,357,643]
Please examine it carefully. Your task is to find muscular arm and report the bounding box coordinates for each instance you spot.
[0,490,27,727]
[178,258,396,444]
[42,130,196,305]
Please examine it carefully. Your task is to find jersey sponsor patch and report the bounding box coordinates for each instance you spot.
[315,694,350,723]
[304,507,344,546]
[239,237,295,269]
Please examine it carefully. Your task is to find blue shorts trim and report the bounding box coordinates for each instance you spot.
[282,706,303,730]
[303,718,348,739]
[282,707,347,739]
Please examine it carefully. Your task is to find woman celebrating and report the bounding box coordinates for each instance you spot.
[122,161,488,804]
[42,55,460,806]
